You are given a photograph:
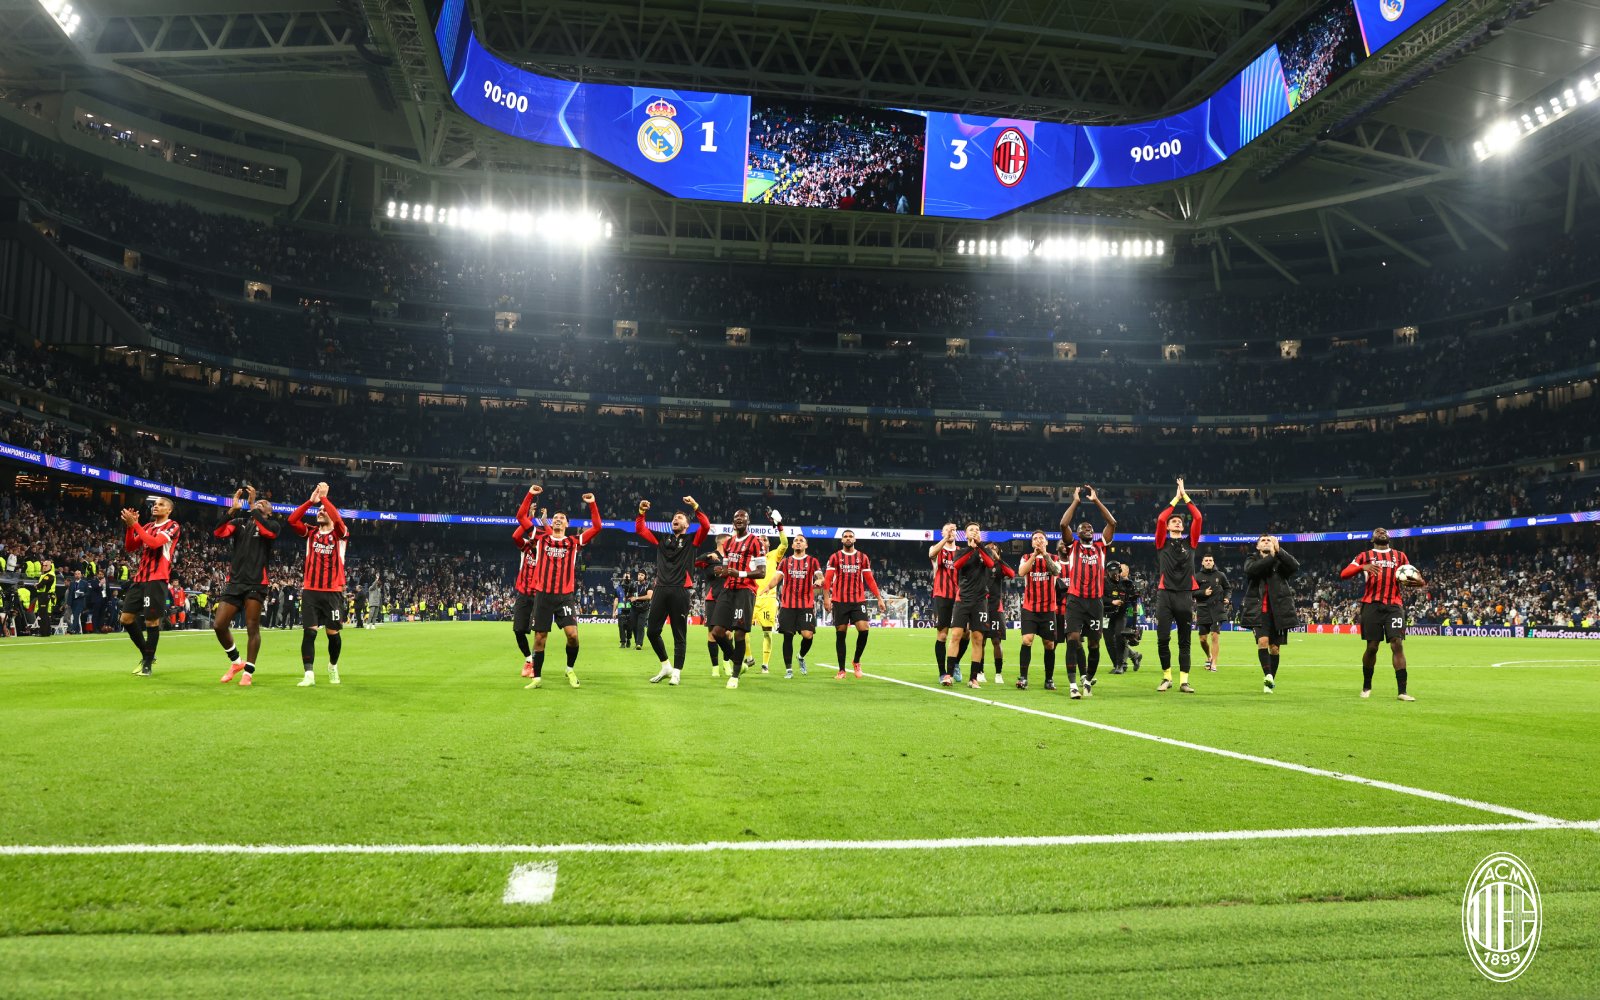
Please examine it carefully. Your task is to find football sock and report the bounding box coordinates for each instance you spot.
[799,635,813,657]
[532,650,545,678]
[731,637,746,677]
[244,661,255,675]
[301,629,316,668]
[1179,670,1190,684]
[853,630,869,664]
[934,638,945,673]
[782,633,794,667]
[708,641,720,665]
[1258,648,1271,674]
[515,631,531,657]
[991,645,1002,672]
[836,632,847,668]
[762,630,774,665]
[327,632,341,667]
[126,622,146,658]
[945,654,961,677]
[1066,639,1082,682]
[1085,642,1099,682]
[1362,661,1376,690]
[565,643,579,669]
[1018,643,1032,678]
[1395,668,1408,695]
[145,626,160,660]
[1269,653,1280,678]
[957,636,970,661]
[1044,645,1056,683]
[221,641,239,662]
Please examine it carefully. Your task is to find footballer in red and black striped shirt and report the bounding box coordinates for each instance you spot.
[824,530,886,679]
[759,535,823,674]
[709,509,768,686]
[509,485,551,678]
[1016,531,1063,690]
[1339,527,1425,701]
[287,483,349,685]
[927,523,960,677]
[521,486,603,689]
[119,497,180,675]
[1057,485,1118,698]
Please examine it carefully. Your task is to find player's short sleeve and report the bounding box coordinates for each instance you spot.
[1349,550,1368,566]
[861,554,873,572]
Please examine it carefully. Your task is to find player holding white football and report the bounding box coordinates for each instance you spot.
[1340,528,1426,701]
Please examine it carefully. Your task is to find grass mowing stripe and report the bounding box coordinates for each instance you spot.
[5,820,1596,855]
[863,669,1570,825]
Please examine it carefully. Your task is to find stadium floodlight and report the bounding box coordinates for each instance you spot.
[38,0,80,37]
[1478,68,1600,161]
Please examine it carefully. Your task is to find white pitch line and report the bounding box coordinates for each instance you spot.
[3,821,1598,857]
[1490,660,1597,668]
[864,671,1569,826]
[0,632,215,649]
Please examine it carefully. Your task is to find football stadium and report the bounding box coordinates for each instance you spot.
[1,0,1599,995]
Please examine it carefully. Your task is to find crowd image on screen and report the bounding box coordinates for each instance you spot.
[1279,2,1366,109]
[746,103,925,213]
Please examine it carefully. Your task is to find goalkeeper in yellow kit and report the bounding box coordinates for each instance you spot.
[750,509,789,674]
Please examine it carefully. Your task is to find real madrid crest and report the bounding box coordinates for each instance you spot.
[638,98,683,163]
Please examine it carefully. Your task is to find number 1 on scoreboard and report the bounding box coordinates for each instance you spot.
[701,122,718,153]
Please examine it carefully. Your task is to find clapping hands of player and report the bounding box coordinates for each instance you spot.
[246,484,257,504]
[119,508,141,526]
[230,489,245,511]
[1084,485,1098,502]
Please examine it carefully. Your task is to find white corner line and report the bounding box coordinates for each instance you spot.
[2,822,1598,857]
[863,671,1571,826]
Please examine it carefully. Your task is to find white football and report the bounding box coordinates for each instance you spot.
[1396,565,1421,583]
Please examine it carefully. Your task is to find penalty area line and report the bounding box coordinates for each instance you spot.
[2,821,1598,856]
[865,671,1570,826]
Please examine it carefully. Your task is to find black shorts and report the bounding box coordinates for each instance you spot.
[710,589,756,632]
[1359,602,1406,643]
[778,607,817,634]
[1155,590,1194,625]
[512,593,537,632]
[533,592,578,633]
[986,602,1007,639]
[1195,617,1222,635]
[1254,627,1290,646]
[122,581,170,619]
[832,602,869,627]
[951,600,989,633]
[1064,596,1104,638]
[218,582,268,609]
[933,596,956,629]
[302,590,347,629]
[1020,611,1057,642]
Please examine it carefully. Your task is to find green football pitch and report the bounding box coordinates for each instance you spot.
[1,623,1596,998]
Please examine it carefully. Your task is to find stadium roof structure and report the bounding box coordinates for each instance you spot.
[5,0,1600,276]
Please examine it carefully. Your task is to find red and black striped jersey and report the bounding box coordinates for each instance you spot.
[1066,538,1108,599]
[288,498,349,592]
[512,524,547,595]
[1021,555,1060,613]
[776,554,822,610]
[1345,548,1411,605]
[825,549,879,604]
[127,518,181,583]
[721,533,767,591]
[533,533,586,595]
[931,544,958,600]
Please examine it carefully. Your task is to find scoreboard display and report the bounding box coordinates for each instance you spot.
[434,0,1446,220]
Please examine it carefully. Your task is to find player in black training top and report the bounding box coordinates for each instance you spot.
[214,485,285,686]
[1193,553,1231,672]
[1153,477,1203,694]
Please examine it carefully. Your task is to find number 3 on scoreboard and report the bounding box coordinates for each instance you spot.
[949,139,968,170]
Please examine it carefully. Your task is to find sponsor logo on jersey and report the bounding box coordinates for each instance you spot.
[638,99,683,163]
